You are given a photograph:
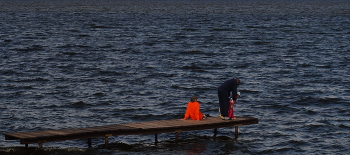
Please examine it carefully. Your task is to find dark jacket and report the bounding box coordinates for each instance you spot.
[218,78,238,100]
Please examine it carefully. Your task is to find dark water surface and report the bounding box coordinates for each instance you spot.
[0,0,349,154]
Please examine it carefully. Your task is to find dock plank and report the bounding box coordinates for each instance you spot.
[123,120,179,129]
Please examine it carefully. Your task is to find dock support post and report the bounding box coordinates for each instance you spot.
[105,136,109,148]
[213,128,217,137]
[155,134,158,143]
[235,126,239,139]
[175,130,181,141]
[104,134,112,148]
[234,124,242,139]
[38,143,43,148]
[87,138,92,148]
[175,132,179,140]
[175,130,182,141]
[25,144,28,148]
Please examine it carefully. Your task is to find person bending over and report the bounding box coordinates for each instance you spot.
[218,78,240,120]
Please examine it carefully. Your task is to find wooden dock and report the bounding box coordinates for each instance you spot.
[3,117,258,148]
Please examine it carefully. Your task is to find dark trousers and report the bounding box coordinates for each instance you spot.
[218,88,229,117]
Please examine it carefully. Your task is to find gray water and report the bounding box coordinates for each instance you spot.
[0,0,349,154]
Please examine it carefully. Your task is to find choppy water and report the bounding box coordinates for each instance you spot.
[0,0,349,154]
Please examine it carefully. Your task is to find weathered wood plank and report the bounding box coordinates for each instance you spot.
[123,120,179,129]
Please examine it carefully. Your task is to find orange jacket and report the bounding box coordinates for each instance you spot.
[184,101,203,120]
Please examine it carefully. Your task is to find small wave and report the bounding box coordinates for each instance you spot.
[90,24,109,29]
[13,45,45,52]
[77,34,90,38]
[179,49,206,55]
[180,28,198,31]
[3,39,12,42]
[7,77,50,83]
[252,41,271,45]
[92,92,104,96]
[339,124,350,129]
[181,63,203,70]
[305,123,326,131]
[68,101,90,109]
[317,97,344,105]
[59,51,81,55]
[98,70,123,76]
[148,72,176,78]
[210,28,231,31]
[293,95,315,103]
[58,44,92,50]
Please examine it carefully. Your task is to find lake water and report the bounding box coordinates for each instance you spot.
[0,0,349,154]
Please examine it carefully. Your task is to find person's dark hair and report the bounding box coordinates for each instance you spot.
[236,79,241,85]
[190,96,198,102]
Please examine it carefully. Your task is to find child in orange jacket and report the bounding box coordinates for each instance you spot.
[184,96,206,120]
